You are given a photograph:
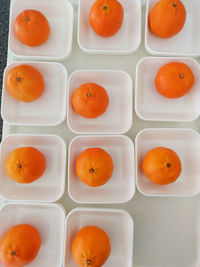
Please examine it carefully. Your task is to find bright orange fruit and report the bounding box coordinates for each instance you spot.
[6,65,45,102]
[89,0,124,37]
[72,83,109,119]
[149,0,186,38]
[14,9,50,46]
[142,147,182,185]
[5,147,46,184]
[72,226,111,267]
[155,62,194,98]
[0,224,41,267]
[76,147,114,187]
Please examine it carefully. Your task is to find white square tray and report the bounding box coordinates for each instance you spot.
[67,69,132,134]
[135,57,200,121]
[9,0,73,61]
[78,0,141,54]
[0,202,65,267]
[2,0,200,266]
[64,208,134,267]
[0,134,66,202]
[2,61,67,126]
[68,135,135,204]
[135,128,200,197]
[145,0,200,56]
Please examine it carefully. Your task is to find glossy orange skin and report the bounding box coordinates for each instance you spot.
[155,62,195,98]
[89,0,124,37]
[142,147,182,185]
[6,65,45,102]
[14,9,50,46]
[76,147,114,187]
[72,226,111,267]
[0,224,41,267]
[72,83,109,118]
[6,147,46,184]
[149,0,186,38]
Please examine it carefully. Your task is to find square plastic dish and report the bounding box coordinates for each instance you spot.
[9,0,73,61]
[64,208,134,267]
[67,70,133,134]
[135,128,200,197]
[0,134,66,202]
[78,0,141,54]
[135,57,200,121]
[145,0,200,56]
[68,135,135,204]
[0,202,65,267]
[1,61,67,126]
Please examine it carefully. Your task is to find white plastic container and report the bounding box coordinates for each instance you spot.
[9,0,73,61]
[64,207,134,267]
[145,0,200,56]
[135,57,200,121]
[135,128,200,197]
[0,202,65,267]
[67,70,133,134]
[0,134,66,202]
[68,135,135,204]
[78,0,141,54]
[1,61,67,126]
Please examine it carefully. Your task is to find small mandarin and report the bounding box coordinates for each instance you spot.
[142,147,182,185]
[14,9,50,46]
[76,147,113,187]
[89,0,124,37]
[72,226,111,267]
[155,62,194,98]
[149,0,186,38]
[6,65,45,102]
[0,224,41,267]
[5,147,46,184]
[72,83,109,118]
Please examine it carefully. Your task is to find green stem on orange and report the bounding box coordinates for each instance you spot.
[11,251,16,256]
[90,168,94,173]
[25,17,29,21]
[166,163,171,168]
[173,3,177,7]
[87,92,92,97]
[103,5,108,10]
[16,77,21,81]
[179,74,184,79]
[18,164,22,168]
[87,260,92,265]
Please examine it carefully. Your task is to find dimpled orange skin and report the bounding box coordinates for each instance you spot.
[72,83,109,119]
[72,226,111,267]
[0,224,41,267]
[142,147,182,185]
[14,10,50,46]
[89,0,124,37]
[155,62,195,98]
[5,147,46,184]
[149,0,186,38]
[76,147,114,187]
[6,65,45,102]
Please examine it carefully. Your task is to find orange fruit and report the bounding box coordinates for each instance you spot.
[5,147,46,184]
[0,224,41,267]
[72,226,111,267]
[142,147,182,185]
[89,0,124,37]
[6,65,45,102]
[72,83,109,119]
[14,9,50,46]
[76,147,114,187]
[155,62,195,98]
[149,0,186,38]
